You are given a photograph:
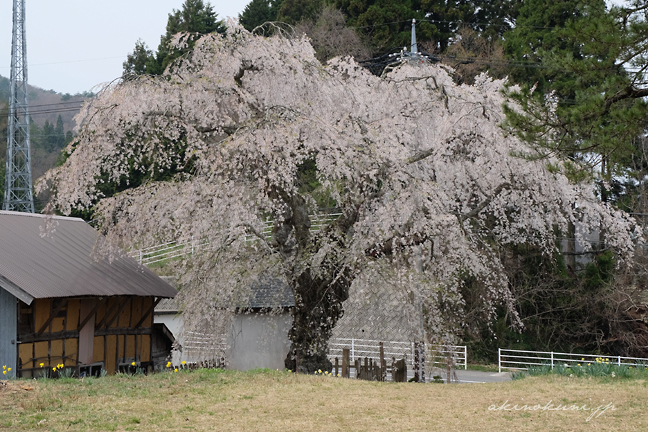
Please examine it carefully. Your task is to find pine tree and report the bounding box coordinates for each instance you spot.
[503,1,645,171]
[239,0,285,31]
[123,0,226,77]
[123,40,155,78]
[55,115,65,149]
[502,0,604,97]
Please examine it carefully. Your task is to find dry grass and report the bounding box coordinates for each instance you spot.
[1,369,647,431]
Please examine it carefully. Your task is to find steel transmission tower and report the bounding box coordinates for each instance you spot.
[4,0,34,213]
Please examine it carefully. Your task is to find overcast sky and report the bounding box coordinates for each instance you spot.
[0,0,250,94]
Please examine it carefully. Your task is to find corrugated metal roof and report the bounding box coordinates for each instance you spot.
[0,211,177,303]
[248,276,294,309]
[154,276,294,314]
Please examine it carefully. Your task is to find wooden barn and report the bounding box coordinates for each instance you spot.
[0,211,177,378]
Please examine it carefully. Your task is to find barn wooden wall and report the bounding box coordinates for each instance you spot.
[17,296,155,377]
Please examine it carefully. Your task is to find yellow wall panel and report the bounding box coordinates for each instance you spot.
[108,298,120,328]
[65,338,78,367]
[51,317,65,333]
[34,341,48,366]
[131,297,142,326]
[50,339,63,362]
[34,299,50,332]
[18,343,33,369]
[141,297,153,327]
[93,336,104,364]
[67,299,80,330]
[95,299,107,326]
[141,334,151,362]
[118,298,131,328]
[126,335,136,359]
[106,335,117,374]
[117,335,124,362]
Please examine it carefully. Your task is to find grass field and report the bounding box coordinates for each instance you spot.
[1,369,647,431]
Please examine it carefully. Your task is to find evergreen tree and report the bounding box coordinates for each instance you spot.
[333,0,433,53]
[277,0,324,25]
[502,0,604,97]
[502,1,648,210]
[55,115,65,149]
[123,0,226,77]
[503,1,643,166]
[420,0,476,51]
[333,0,519,55]
[239,0,285,31]
[470,0,521,41]
[123,40,155,78]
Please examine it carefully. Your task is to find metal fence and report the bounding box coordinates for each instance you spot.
[128,212,342,265]
[327,338,467,380]
[498,348,648,373]
[428,344,468,370]
[181,331,227,364]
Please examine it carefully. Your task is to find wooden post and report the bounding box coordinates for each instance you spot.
[342,348,349,378]
[420,342,426,383]
[364,357,368,380]
[393,358,407,382]
[414,342,420,382]
[379,342,386,382]
[334,357,339,377]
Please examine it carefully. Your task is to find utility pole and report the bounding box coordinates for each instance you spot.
[4,0,34,213]
[411,19,418,54]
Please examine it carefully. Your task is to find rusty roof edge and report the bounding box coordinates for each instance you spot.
[0,273,34,305]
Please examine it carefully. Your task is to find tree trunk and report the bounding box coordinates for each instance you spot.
[284,271,350,373]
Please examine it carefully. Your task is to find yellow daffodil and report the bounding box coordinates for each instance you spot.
[174,368,178,373]
[131,362,136,366]
[2,371,6,375]
[2,365,5,369]
[182,361,186,365]
[40,363,44,368]
[166,361,171,368]
[52,367,56,371]
[7,368,10,372]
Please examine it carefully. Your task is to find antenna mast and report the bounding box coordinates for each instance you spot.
[4,0,34,213]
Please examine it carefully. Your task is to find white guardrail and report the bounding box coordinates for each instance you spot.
[128,213,342,265]
[328,338,467,371]
[498,348,648,373]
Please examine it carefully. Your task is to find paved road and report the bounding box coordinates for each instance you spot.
[455,369,512,383]
[429,369,512,384]
[345,368,512,383]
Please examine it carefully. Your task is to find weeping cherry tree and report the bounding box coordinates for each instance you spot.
[39,24,638,372]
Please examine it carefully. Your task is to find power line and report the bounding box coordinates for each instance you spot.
[0,55,127,70]
[0,105,83,118]
[351,17,575,32]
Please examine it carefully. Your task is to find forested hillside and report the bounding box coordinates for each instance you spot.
[0,74,89,207]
